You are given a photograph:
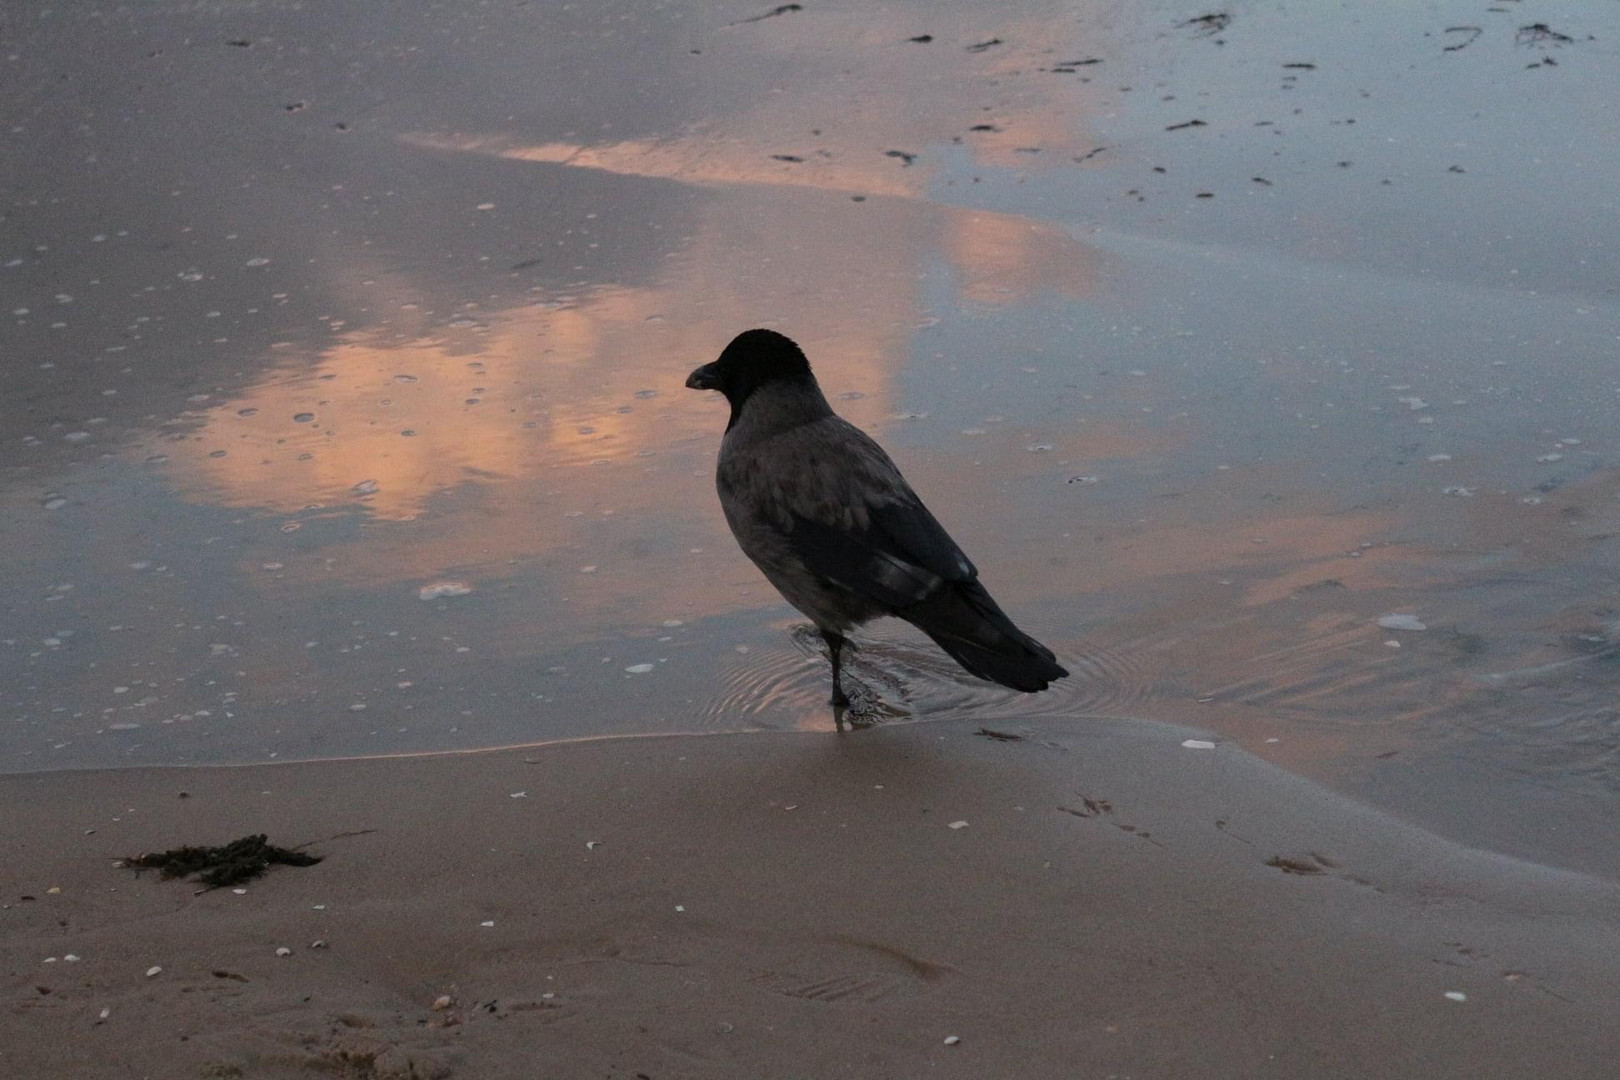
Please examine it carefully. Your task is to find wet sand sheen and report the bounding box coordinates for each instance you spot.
[4,718,1617,1079]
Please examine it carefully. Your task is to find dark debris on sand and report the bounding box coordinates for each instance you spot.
[1179,13,1231,37]
[123,834,321,890]
[733,3,802,26]
[976,727,1025,742]
[1515,23,1574,47]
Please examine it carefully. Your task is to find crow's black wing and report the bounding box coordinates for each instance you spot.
[784,497,973,611]
[744,417,977,612]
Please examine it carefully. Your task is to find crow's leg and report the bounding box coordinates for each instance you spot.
[821,628,850,711]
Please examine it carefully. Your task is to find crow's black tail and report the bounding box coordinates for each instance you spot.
[902,579,1068,692]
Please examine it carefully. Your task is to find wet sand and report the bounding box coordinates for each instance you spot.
[6,718,1617,1079]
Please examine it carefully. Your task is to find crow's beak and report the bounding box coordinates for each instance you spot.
[685,362,721,391]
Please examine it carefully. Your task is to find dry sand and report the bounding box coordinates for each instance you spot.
[4,717,1618,1079]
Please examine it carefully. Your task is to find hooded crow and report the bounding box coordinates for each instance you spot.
[687,328,1069,709]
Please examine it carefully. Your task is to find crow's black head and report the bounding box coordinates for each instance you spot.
[686,329,815,418]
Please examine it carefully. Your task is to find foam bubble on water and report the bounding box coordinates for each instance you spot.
[418,581,473,600]
[1377,614,1426,631]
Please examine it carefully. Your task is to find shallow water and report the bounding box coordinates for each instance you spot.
[3,3,1617,875]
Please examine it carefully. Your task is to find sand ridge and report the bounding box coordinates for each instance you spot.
[4,718,1618,1078]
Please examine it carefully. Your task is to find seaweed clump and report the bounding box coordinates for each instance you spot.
[124,834,320,889]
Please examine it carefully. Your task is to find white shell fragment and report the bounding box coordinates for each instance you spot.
[1444,991,1468,1002]
[432,995,453,1011]
[145,966,162,978]
[624,663,655,674]
[947,820,969,830]
[944,1035,962,1046]
[1377,614,1427,631]
[1181,739,1217,750]
[275,947,292,957]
